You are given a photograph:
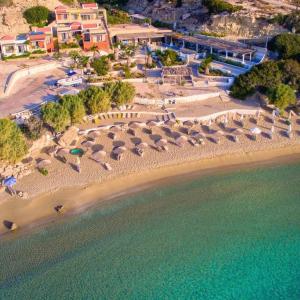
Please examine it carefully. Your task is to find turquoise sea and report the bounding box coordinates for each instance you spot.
[0,162,300,299]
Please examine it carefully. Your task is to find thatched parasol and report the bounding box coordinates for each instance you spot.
[147,120,160,127]
[90,150,107,162]
[138,142,149,149]
[183,120,194,127]
[129,121,147,129]
[175,135,188,144]
[57,148,69,156]
[165,119,177,127]
[81,140,95,148]
[88,131,101,139]
[110,125,122,133]
[113,146,127,155]
[155,139,168,147]
[37,159,51,169]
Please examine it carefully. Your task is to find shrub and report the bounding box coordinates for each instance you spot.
[79,86,111,114]
[269,33,300,59]
[60,42,79,49]
[38,167,48,176]
[267,84,296,112]
[156,49,183,66]
[230,61,283,99]
[107,9,130,25]
[202,0,242,14]
[41,102,70,132]
[60,95,86,124]
[0,119,28,163]
[91,56,109,76]
[199,56,213,74]
[20,116,44,141]
[23,6,50,26]
[104,81,135,106]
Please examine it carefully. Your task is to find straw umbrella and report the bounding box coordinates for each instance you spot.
[90,150,106,162]
[155,138,168,150]
[138,142,149,149]
[175,135,188,147]
[57,148,69,156]
[82,140,95,148]
[110,125,122,133]
[129,121,146,129]
[165,119,177,128]
[215,130,224,144]
[113,146,127,160]
[37,159,51,169]
[232,128,243,142]
[88,131,101,139]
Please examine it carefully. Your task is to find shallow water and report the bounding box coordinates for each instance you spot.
[0,162,300,299]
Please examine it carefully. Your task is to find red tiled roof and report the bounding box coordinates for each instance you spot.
[82,23,98,29]
[81,3,98,9]
[0,35,15,41]
[29,34,46,41]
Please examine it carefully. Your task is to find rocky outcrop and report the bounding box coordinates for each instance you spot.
[0,163,32,180]
[0,0,62,35]
[198,12,287,39]
[126,0,289,38]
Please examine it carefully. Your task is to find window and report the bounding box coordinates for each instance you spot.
[61,33,68,40]
[18,45,24,53]
[94,35,105,42]
[81,14,91,21]
[72,14,78,20]
[5,45,14,54]
[63,14,68,20]
[84,33,90,42]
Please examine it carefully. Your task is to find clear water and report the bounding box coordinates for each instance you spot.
[1,162,300,300]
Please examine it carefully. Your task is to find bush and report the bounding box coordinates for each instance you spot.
[267,84,296,112]
[79,86,111,114]
[20,116,44,141]
[0,119,28,163]
[156,49,183,66]
[60,42,79,49]
[230,61,283,99]
[202,0,242,14]
[279,59,300,90]
[199,56,213,74]
[104,81,135,106]
[91,56,109,76]
[38,167,48,176]
[269,33,300,59]
[107,9,130,25]
[23,6,50,26]
[41,102,70,132]
[60,95,86,124]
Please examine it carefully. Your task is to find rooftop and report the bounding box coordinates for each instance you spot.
[172,34,255,55]
[109,24,172,37]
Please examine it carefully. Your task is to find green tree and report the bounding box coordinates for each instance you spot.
[85,89,111,114]
[267,84,296,112]
[280,59,300,90]
[20,116,44,141]
[60,95,85,124]
[0,119,28,163]
[41,102,70,132]
[269,33,300,59]
[105,81,135,106]
[23,6,50,25]
[91,56,109,76]
[230,61,282,99]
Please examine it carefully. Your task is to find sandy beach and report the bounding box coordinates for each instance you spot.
[1,112,300,236]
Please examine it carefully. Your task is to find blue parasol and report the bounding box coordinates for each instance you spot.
[3,176,17,187]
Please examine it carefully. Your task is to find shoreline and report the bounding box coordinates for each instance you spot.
[1,144,300,237]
